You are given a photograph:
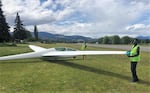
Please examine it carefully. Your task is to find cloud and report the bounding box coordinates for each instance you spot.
[124,24,150,37]
[1,0,150,38]
[2,0,74,25]
[126,24,150,31]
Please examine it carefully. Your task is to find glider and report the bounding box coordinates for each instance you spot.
[0,45,126,60]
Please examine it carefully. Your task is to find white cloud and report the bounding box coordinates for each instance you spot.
[125,24,150,30]
[1,0,150,38]
[125,24,150,37]
[42,0,53,8]
[55,7,74,21]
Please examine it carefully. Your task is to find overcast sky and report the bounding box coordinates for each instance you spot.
[1,0,150,38]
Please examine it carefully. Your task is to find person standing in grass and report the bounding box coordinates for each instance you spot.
[81,42,87,59]
[126,39,140,82]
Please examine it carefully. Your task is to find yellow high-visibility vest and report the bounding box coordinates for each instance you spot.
[81,43,87,50]
[130,45,140,62]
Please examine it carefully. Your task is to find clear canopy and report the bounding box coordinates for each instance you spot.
[55,47,77,51]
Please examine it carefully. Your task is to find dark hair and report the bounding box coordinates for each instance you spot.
[133,38,138,44]
[134,38,138,41]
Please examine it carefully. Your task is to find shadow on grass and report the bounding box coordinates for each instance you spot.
[0,43,17,47]
[48,60,150,86]
[0,58,149,86]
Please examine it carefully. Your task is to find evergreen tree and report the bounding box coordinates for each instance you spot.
[13,12,32,40]
[34,25,38,41]
[0,0,11,42]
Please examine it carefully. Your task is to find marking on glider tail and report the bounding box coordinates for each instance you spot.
[29,45,46,52]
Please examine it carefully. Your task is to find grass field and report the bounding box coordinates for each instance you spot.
[0,43,149,93]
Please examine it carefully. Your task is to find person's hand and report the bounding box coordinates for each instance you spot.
[126,51,130,57]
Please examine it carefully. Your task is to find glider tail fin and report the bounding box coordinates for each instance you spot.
[29,45,46,52]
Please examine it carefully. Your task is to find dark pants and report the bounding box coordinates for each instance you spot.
[131,62,138,81]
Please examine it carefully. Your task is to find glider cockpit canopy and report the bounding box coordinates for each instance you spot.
[55,47,78,51]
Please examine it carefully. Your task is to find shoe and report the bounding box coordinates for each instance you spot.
[131,79,139,82]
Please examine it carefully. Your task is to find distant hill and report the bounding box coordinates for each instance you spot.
[136,36,150,40]
[32,32,97,43]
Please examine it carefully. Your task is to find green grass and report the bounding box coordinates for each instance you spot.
[0,43,149,93]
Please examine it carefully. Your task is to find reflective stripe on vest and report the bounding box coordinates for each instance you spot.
[130,45,140,62]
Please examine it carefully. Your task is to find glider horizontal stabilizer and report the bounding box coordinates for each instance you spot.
[29,45,46,52]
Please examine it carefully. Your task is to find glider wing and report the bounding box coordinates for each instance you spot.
[42,51,126,57]
[0,52,43,61]
[29,45,46,52]
[0,44,126,61]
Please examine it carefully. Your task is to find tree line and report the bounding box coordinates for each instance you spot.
[98,35,149,44]
[0,0,38,43]
[0,0,149,44]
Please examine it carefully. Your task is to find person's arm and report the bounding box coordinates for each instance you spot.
[128,47,140,57]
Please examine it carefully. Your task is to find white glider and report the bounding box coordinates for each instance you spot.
[0,45,126,60]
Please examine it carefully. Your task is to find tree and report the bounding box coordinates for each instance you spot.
[98,37,104,44]
[0,0,11,42]
[111,35,120,44]
[34,25,38,41]
[102,36,110,44]
[13,13,32,41]
[121,36,131,44]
